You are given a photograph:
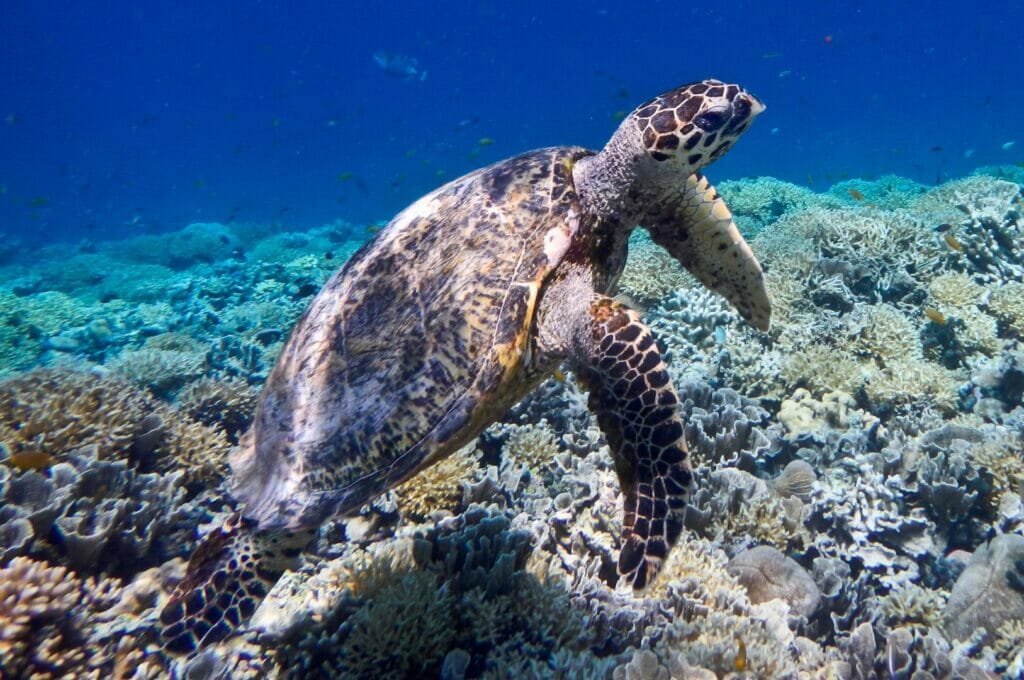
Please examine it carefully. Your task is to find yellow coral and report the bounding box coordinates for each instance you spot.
[853,304,922,364]
[782,344,867,397]
[617,231,693,304]
[177,376,258,443]
[877,583,948,629]
[989,282,1024,338]
[495,421,560,472]
[393,445,481,519]
[0,369,153,462]
[928,272,985,309]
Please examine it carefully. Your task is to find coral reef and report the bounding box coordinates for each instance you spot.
[0,172,1022,677]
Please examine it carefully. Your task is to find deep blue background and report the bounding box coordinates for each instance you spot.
[2,1,1022,247]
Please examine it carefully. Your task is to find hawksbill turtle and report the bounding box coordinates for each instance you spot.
[160,79,770,653]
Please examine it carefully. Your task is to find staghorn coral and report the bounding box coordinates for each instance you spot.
[491,420,561,472]
[177,376,258,443]
[989,281,1024,338]
[106,347,206,397]
[393,445,482,519]
[0,556,168,679]
[873,582,947,631]
[616,230,693,305]
[719,176,841,235]
[0,368,156,462]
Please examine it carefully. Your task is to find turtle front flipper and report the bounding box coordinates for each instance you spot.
[159,514,314,654]
[643,173,771,331]
[574,296,695,590]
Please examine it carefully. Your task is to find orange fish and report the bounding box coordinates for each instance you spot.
[847,188,865,201]
[944,233,964,252]
[5,450,55,471]
[924,308,947,325]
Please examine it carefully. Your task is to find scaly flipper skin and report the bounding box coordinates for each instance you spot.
[644,173,771,331]
[574,297,694,590]
[159,514,314,654]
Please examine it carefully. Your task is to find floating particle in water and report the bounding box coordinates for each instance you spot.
[373,52,428,82]
[762,52,783,59]
[770,127,780,134]
[964,148,975,158]
[778,70,791,78]
[824,35,833,44]
[1002,140,1016,151]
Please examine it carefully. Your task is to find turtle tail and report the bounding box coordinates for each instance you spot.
[159,513,314,654]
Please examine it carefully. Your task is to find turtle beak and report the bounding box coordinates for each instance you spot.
[743,93,766,117]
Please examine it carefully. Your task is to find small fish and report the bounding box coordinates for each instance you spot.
[935,223,952,232]
[1002,140,1016,151]
[5,113,19,125]
[761,52,784,59]
[373,51,427,82]
[611,110,626,121]
[336,172,354,181]
[778,70,791,78]
[218,234,230,245]
[5,451,55,471]
[963,148,975,159]
[272,118,281,128]
[930,145,944,152]
[193,179,204,190]
[552,367,566,383]
[944,233,964,252]
[324,251,334,261]
[27,196,49,208]
[847,188,866,201]
[0,184,7,195]
[770,127,780,135]
[734,637,748,672]
[616,87,630,99]
[477,137,494,147]
[366,224,384,234]
[404,149,417,158]
[924,308,947,325]
[455,117,479,131]
[435,169,446,177]
[806,174,814,185]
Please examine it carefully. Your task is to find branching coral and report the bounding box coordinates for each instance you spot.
[0,368,155,462]
[106,348,206,397]
[616,231,693,304]
[393,445,482,519]
[177,376,258,444]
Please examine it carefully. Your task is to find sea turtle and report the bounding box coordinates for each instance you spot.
[160,79,770,653]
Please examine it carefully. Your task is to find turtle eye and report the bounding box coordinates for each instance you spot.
[694,109,727,132]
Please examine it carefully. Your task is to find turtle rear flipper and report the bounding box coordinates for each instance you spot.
[644,172,771,331]
[159,514,313,654]
[573,297,695,590]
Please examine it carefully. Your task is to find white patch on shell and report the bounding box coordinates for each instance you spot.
[543,226,570,265]
[542,208,579,266]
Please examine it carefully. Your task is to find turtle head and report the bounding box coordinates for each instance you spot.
[574,79,763,218]
[630,79,764,173]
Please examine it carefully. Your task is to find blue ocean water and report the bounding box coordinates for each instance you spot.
[1,1,1022,247]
